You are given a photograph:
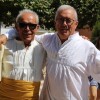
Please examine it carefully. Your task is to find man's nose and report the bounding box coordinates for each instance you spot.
[63,20,69,26]
[25,25,30,30]
[63,19,68,25]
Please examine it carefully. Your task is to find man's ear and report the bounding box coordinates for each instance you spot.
[75,21,78,27]
[54,21,57,30]
[34,25,40,33]
[15,23,18,30]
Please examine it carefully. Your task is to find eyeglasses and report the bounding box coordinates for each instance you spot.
[57,18,75,25]
[18,22,37,30]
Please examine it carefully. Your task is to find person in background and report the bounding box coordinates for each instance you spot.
[0,5,100,100]
[0,9,46,100]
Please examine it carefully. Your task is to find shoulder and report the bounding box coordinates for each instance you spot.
[79,37,99,55]
[31,40,45,55]
[73,33,97,52]
[76,33,95,48]
[31,39,43,49]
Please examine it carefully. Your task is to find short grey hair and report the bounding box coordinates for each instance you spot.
[16,9,39,24]
[55,5,78,21]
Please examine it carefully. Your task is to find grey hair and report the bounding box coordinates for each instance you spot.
[16,9,39,24]
[55,5,78,21]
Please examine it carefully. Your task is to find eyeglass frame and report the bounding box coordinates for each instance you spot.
[56,17,76,25]
[17,22,38,30]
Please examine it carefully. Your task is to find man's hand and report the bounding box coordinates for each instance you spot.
[0,34,7,44]
[82,36,90,40]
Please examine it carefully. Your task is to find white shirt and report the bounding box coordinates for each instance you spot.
[1,39,46,82]
[36,32,100,100]
[4,29,100,100]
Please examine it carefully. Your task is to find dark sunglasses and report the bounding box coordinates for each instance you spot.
[18,22,37,30]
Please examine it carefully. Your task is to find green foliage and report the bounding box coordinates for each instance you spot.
[91,21,100,44]
[0,0,100,30]
[0,0,22,26]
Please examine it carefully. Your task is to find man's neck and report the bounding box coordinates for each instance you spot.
[24,42,31,48]
[60,39,68,44]
[16,37,31,48]
[57,34,68,44]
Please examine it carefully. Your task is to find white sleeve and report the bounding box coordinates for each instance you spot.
[35,32,49,44]
[88,48,100,82]
[35,32,54,44]
[3,28,17,39]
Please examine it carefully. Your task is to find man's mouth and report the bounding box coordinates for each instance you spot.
[24,32,30,34]
[62,26,69,30]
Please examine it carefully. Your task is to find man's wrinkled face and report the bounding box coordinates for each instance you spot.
[16,13,39,45]
[55,9,78,40]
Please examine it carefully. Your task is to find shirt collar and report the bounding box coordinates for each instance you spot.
[56,31,80,44]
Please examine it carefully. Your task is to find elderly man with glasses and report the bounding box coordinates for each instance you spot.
[0,9,46,100]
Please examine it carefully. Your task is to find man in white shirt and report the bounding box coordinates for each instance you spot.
[0,5,100,100]
[0,9,46,100]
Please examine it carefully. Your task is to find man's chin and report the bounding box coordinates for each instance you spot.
[24,40,31,46]
[62,29,69,33]
[58,31,70,38]
[24,38,33,43]
[61,31,69,35]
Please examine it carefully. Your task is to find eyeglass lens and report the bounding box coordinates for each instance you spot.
[18,22,37,30]
[58,18,74,25]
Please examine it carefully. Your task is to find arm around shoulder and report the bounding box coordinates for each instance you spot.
[0,28,17,45]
